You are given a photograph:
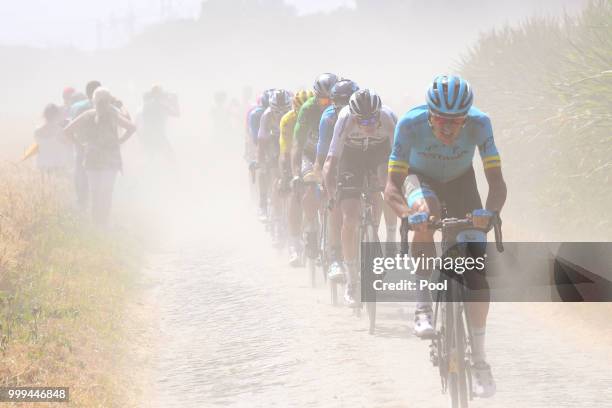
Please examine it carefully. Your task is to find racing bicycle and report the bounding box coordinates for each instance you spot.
[400,209,503,407]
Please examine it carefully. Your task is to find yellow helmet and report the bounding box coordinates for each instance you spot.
[293,89,314,110]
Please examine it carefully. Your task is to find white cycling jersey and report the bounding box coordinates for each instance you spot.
[257,107,283,142]
[327,105,397,158]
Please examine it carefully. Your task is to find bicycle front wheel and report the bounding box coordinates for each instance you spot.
[445,285,470,408]
[362,224,380,335]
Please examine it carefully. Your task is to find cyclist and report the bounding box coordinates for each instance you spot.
[315,79,359,280]
[249,89,273,150]
[384,75,507,398]
[291,73,339,264]
[257,89,292,232]
[323,89,397,307]
[279,89,314,265]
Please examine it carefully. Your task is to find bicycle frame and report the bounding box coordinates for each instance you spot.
[400,211,503,407]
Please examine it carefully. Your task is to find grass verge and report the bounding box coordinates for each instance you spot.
[0,164,144,407]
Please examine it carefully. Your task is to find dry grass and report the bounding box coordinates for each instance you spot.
[0,164,143,407]
[459,0,612,240]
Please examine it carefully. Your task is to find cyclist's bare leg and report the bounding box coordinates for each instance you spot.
[372,191,383,228]
[410,196,441,310]
[465,278,490,326]
[270,170,281,220]
[300,185,320,259]
[288,189,302,241]
[340,198,360,263]
[377,165,397,240]
[340,197,361,304]
[328,204,343,255]
[258,169,269,217]
[302,185,319,230]
[465,273,491,364]
[257,141,270,218]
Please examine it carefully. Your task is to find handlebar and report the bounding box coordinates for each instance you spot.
[400,211,504,255]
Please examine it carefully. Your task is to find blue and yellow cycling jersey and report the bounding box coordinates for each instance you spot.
[388,105,501,183]
[248,106,265,144]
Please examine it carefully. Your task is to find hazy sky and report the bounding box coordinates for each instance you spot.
[0,0,354,50]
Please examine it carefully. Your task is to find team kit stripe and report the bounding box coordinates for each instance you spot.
[483,155,501,163]
[484,162,501,169]
[388,160,410,174]
[483,155,501,169]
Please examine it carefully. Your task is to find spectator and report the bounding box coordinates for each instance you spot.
[34,103,73,176]
[65,88,136,226]
[68,80,102,211]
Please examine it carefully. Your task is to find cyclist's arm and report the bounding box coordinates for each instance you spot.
[384,172,410,218]
[279,112,293,172]
[477,116,507,213]
[290,140,302,178]
[322,111,349,198]
[257,111,270,163]
[384,120,412,218]
[322,155,338,199]
[248,110,260,146]
[315,110,334,171]
[291,105,309,178]
[383,107,398,146]
[484,167,507,212]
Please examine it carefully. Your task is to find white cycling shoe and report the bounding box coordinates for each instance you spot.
[327,261,345,282]
[471,361,496,398]
[344,284,361,308]
[413,308,435,338]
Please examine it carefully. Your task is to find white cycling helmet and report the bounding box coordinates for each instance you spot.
[313,73,339,98]
[349,89,382,119]
[269,89,292,113]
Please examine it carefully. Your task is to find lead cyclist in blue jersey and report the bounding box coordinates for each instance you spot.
[384,75,507,398]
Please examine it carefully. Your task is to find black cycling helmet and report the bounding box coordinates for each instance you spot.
[349,89,382,119]
[313,73,339,98]
[330,79,359,107]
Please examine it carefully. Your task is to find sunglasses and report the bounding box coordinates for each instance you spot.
[429,113,467,127]
[358,115,379,127]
